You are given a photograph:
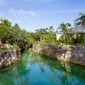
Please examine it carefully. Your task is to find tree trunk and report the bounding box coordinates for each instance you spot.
[63,32,65,43]
[40,36,42,42]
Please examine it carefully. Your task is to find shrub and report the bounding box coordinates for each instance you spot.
[73,35,85,44]
[13,44,20,52]
[0,47,7,51]
[59,35,64,43]
[0,44,4,48]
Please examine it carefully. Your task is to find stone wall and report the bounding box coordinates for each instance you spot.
[32,43,85,66]
[0,48,21,69]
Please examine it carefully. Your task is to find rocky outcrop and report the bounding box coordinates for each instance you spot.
[32,43,85,66]
[0,48,21,69]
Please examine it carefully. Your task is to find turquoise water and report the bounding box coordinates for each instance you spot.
[0,50,85,85]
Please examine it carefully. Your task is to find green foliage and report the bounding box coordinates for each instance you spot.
[58,35,64,43]
[0,19,12,40]
[59,34,75,44]
[1,12,85,49]
[0,46,14,51]
[65,38,70,43]
[43,35,51,43]
[0,47,7,51]
[0,44,4,47]
[35,28,48,42]
[74,12,85,27]
[9,46,14,49]
[74,34,85,44]
[0,19,31,51]
[17,41,25,50]
[57,22,71,41]
[59,33,85,46]
[49,26,53,32]
[13,44,20,52]
[58,22,71,32]
[30,32,40,41]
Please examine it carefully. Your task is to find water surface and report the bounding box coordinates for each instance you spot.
[0,50,85,85]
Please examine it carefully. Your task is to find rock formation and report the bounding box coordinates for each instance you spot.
[32,43,85,66]
[0,48,21,69]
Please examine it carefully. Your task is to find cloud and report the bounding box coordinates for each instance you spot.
[29,11,35,16]
[40,10,85,15]
[7,18,18,23]
[0,13,4,16]
[9,9,36,17]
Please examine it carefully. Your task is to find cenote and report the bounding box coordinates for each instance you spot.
[0,50,85,85]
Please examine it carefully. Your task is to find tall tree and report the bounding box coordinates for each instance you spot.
[35,28,48,42]
[11,23,20,44]
[0,19,12,40]
[49,26,53,32]
[58,22,71,41]
[14,23,20,29]
[75,12,85,27]
[0,19,11,27]
[49,26,53,35]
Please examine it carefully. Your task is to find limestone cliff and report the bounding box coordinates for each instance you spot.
[0,48,21,69]
[32,43,85,66]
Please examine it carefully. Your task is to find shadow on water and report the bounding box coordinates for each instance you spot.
[0,50,85,85]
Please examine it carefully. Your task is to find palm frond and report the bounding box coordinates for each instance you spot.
[84,12,85,16]
[35,29,39,32]
[57,27,62,29]
[81,15,85,19]
[78,13,83,16]
[66,23,71,27]
[75,18,81,22]
[75,22,82,27]
[74,18,82,27]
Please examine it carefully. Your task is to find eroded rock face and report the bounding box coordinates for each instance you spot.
[0,48,21,69]
[32,43,85,66]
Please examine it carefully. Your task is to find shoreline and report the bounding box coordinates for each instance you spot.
[32,43,85,66]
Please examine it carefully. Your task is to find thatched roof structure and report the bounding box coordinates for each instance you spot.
[72,26,85,33]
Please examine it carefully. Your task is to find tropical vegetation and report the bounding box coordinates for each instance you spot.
[57,22,71,42]
[75,12,85,27]
[0,12,85,52]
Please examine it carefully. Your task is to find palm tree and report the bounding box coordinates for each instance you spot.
[0,19,11,27]
[75,12,85,27]
[49,26,53,32]
[49,26,53,37]
[35,28,48,42]
[58,22,71,41]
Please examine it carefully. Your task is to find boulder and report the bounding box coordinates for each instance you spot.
[0,48,20,69]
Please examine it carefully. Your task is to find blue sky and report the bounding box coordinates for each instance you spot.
[0,0,85,32]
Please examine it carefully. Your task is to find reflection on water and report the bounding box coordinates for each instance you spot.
[0,50,85,85]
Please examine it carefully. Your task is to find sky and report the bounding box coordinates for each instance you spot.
[0,0,85,32]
